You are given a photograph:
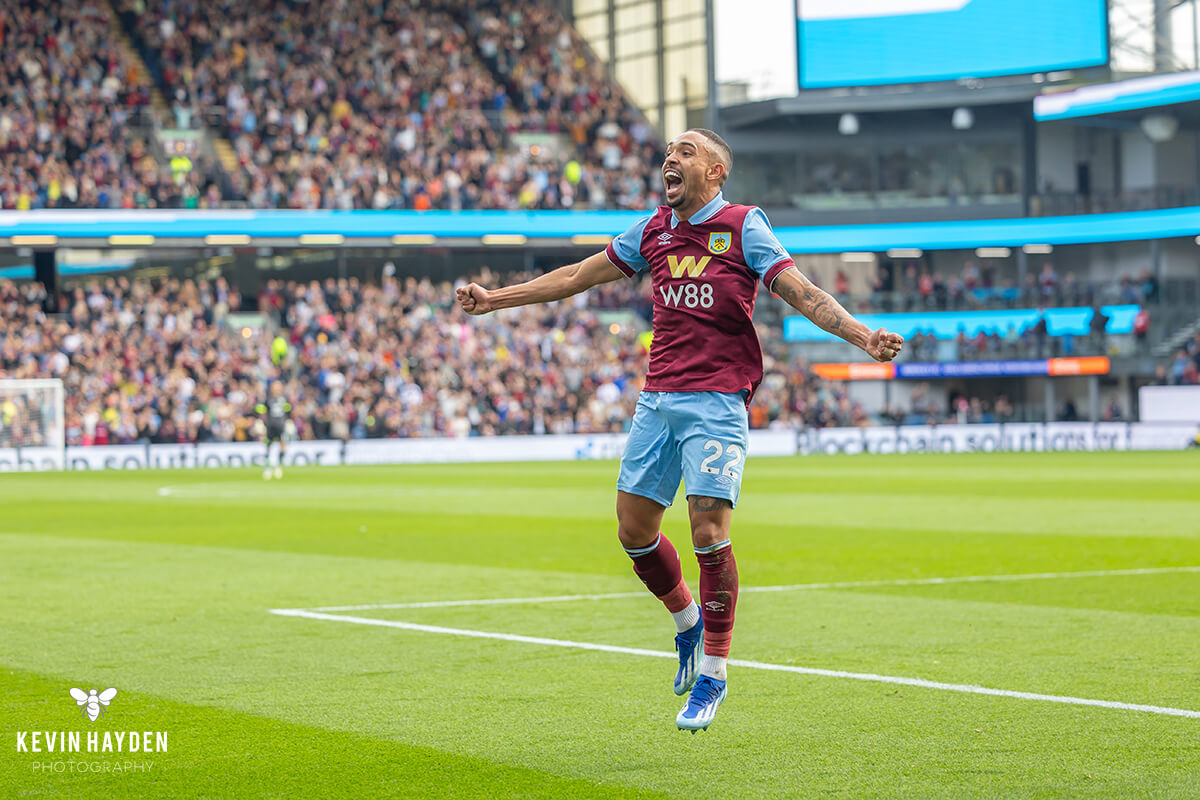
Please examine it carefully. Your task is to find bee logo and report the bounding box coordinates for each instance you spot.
[70,688,117,722]
[706,232,732,255]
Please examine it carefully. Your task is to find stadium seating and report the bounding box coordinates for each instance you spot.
[6,262,1181,448]
[0,274,653,445]
[0,0,160,210]
[111,0,660,210]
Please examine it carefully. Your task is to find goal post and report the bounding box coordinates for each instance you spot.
[0,378,66,471]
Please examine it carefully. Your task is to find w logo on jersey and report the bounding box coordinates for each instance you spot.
[707,233,732,255]
[666,255,712,278]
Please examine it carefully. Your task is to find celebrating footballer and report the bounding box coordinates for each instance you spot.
[457,128,904,731]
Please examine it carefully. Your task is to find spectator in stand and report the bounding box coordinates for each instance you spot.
[1133,307,1150,354]
[1038,262,1059,303]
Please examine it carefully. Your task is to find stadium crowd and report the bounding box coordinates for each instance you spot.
[3,264,1190,447]
[109,0,659,211]
[0,271,907,446]
[0,0,162,211]
[1,0,660,211]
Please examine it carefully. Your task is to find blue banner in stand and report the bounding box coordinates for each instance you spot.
[896,360,1048,379]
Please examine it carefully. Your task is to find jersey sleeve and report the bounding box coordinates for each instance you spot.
[604,214,653,278]
[741,207,795,290]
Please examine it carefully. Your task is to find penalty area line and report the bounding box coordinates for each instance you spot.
[267,608,1200,720]
[302,565,1200,612]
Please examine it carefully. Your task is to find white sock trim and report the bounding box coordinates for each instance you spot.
[671,603,700,633]
[623,533,662,557]
[699,654,727,681]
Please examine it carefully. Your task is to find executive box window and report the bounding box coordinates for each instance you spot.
[734,142,1021,211]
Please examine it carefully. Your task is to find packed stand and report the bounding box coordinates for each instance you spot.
[456,0,661,209]
[118,0,661,211]
[2,268,920,444]
[0,0,221,209]
[1,272,663,445]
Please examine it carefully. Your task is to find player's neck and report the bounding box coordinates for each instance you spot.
[672,189,722,224]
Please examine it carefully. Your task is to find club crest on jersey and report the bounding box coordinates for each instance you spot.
[707,232,732,255]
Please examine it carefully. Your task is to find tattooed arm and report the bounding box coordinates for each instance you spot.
[771,267,904,362]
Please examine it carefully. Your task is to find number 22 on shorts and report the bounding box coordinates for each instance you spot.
[699,439,743,479]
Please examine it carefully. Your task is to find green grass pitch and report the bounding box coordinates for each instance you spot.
[2,451,1199,799]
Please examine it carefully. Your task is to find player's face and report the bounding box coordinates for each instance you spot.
[662,134,710,209]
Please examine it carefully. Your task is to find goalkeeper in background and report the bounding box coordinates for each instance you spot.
[258,333,292,480]
[256,380,292,480]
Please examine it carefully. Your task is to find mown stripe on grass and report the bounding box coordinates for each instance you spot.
[302,565,1200,611]
[269,609,1200,720]
[0,667,676,800]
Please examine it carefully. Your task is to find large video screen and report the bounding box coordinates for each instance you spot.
[797,0,1109,88]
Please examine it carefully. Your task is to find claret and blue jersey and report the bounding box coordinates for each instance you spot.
[607,193,795,508]
[605,192,795,402]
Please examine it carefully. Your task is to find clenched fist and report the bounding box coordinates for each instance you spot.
[866,328,904,362]
[456,283,494,315]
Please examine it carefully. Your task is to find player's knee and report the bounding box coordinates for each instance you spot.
[690,519,728,550]
[617,525,657,550]
[616,498,659,549]
[616,510,658,549]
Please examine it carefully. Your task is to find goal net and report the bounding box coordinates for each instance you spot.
[0,379,65,471]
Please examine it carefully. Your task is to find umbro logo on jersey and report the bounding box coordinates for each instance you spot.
[657,233,673,244]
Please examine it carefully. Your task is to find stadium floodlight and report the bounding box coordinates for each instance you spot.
[0,379,65,471]
[951,107,974,130]
[1140,114,1179,143]
[9,235,57,246]
[840,252,876,263]
[838,113,860,135]
[975,247,1012,258]
[1024,244,1054,254]
[481,234,528,246]
[887,248,923,259]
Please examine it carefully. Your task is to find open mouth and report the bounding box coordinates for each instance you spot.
[663,169,683,196]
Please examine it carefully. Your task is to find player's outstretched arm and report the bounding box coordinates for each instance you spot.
[772,267,904,362]
[457,251,625,315]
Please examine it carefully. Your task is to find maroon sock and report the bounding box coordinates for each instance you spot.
[625,533,693,613]
[696,542,737,658]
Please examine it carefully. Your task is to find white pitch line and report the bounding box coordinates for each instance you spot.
[307,591,650,612]
[304,565,1200,612]
[268,608,1200,719]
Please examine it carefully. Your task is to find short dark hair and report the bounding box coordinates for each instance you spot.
[687,128,733,186]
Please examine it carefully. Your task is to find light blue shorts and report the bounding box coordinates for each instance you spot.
[616,390,750,509]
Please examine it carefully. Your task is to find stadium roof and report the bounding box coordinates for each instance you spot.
[0,206,1197,253]
[722,82,1041,127]
[1034,71,1200,121]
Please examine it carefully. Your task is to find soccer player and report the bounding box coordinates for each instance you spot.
[256,380,291,480]
[457,129,903,731]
